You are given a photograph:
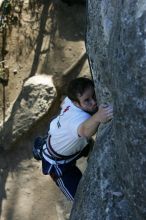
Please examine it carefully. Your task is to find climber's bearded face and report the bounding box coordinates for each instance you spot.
[74,87,98,114]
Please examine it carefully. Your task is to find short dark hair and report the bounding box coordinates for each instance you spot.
[67,77,94,102]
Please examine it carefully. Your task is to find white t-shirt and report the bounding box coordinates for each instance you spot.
[49,97,91,156]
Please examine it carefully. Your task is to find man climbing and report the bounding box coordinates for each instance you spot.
[41,77,113,201]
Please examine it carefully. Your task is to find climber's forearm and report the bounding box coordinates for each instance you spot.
[78,104,113,138]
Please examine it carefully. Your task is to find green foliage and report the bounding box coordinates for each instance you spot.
[0,0,12,30]
[0,0,20,31]
[1,0,12,15]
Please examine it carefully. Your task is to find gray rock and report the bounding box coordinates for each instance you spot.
[70,0,146,219]
[0,75,56,150]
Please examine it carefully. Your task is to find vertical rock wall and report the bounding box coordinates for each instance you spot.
[70,0,146,219]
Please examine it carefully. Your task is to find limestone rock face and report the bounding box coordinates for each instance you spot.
[70,0,146,220]
[0,75,56,150]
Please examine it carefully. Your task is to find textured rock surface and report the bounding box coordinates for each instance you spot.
[70,0,146,219]
[0,75,56,150]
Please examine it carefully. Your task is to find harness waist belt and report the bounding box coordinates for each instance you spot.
[46,135,80,161]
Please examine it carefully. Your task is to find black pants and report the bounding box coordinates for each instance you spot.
[42,139,94,201]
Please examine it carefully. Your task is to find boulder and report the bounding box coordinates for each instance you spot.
[0,74,56,150]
